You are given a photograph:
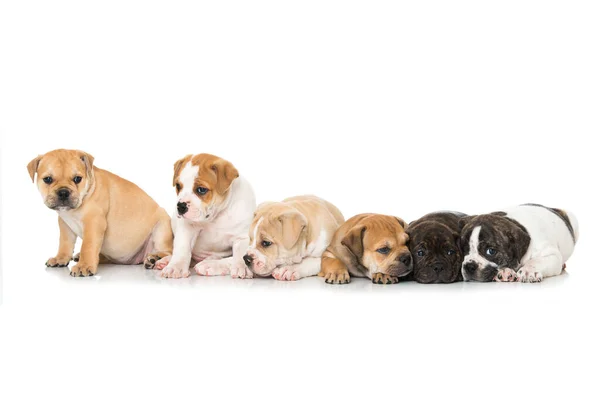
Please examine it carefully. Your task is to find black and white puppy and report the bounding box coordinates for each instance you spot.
[407,212,466,283]
[460,204,578,283]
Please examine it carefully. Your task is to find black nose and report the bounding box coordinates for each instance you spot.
[177,202,188,215]
[432,263,444,273]
[463,262,478,274]
[57,188,70,200]
[399,253,412,266]
[243,254,253,266]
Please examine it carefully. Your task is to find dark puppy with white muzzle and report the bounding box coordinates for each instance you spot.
[407,212,466,283]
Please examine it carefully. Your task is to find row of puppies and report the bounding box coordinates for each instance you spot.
[28,149,579,284]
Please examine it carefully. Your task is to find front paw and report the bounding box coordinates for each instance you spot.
[372,273,399,285]
[494,268,518,282]
[160,263,191,278]
[144,253,165,269]
[517,266,543,283]
[46,255,72,268]
[231,264,253,279]
[70,262,97,277]
[272,266,299,281]
[320,270,350,284]
[194,260,230,276]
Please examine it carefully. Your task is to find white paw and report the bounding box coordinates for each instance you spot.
[231,264,253,279]
[160,263,191,279]
[517,266,543,283]
[272,266,300,281]
[154,256,171,271]
[494,268,518,282]
[194,259,230,276]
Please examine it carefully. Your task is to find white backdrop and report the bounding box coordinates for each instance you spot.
[1,1,599,399]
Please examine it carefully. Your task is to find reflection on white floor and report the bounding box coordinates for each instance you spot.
[41,263,572,292]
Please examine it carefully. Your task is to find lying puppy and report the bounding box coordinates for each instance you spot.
[460,204,579,283]
[320,214,412,284]
[407,212,466,283]
[155,153,256,279]
[243,195,344,280]
[28,149,173,277]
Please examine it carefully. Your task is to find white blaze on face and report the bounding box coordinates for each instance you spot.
[463,226,498,269]
[246,216,274,275]
[177,162,204,219]
[250,217,264,248]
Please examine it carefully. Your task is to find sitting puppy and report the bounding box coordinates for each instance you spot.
[460,204,579,283]
[407,212,466,284]
[320,214,412,284]
[28,149,173,277]
[155,153,256,279]
[243,195,344,280]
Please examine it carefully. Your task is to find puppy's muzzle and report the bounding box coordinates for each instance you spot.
[463,261,478,277]
[243,254,253,267]
[397,253,412,267]
[177,201,188,215]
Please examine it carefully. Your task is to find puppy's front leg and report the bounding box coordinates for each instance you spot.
[273,257,321,281]
[230,236,253,279]
[318,256,351,284]
[160,220,196,279]
[70,213,107,277]
[46,217,77,268]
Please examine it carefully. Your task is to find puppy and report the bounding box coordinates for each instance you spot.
[155,153,256,279]
[320,214,412,284]
[460,204,579,283]
[243,195,344,280]
[407,212,465,283]
[28,149,173,277]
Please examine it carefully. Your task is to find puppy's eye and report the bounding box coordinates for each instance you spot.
[447,249,456,256]
[261,240,272,248]
[196,186,208,195]
[486,248,497,256]
[73,176,82,184]
[416,250,425,257]
[43,177,53,184]
[175,183,182,192]
[376,247,391,255]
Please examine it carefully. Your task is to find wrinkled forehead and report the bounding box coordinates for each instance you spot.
[364,224,408,247]
[412,223,455,246]
[38,154,85,176]
[251,215,281,239]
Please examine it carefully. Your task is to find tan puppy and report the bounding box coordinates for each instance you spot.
[27,149,173,276]
[243,195,344,280]
[320,214,412,284]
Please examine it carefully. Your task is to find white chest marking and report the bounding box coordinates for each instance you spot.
[58,212,83,238]
[464,226,498,268]
[306,229,329,257]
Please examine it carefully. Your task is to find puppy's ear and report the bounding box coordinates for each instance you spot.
[77,151,95,180]
[277,210,307,249]
[395,217,407,229]
[211,159,239,194]
[458,215,475,230]
[172,155,192,187]
[27,155,42,183]
[342,225,367,258]
[505,219,531,268]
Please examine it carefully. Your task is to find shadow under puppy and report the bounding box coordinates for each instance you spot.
[407,212,466,283]
[320,214,412,284]
[28,149,173,277]
[243,195,344,280]
[460,204,579,283]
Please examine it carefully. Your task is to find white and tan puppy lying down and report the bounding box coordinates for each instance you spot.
[28,149,173,276]
[243,196,344,280]
[155,153,256,279]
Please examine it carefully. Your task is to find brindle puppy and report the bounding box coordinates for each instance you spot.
[407,212,466,283]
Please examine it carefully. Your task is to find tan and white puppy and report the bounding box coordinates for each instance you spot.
[320,214,412,284]
[28,149,173,277]
[243,195,344,280]
[155,153,256,279]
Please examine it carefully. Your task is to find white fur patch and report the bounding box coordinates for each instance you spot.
[250,217,264,248]
[463,226,498,269]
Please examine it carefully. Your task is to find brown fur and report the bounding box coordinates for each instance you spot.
[320,214,411,284]
[28,149,173,276]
